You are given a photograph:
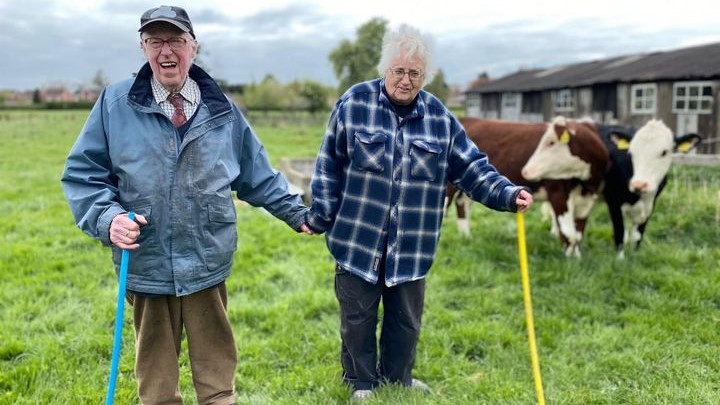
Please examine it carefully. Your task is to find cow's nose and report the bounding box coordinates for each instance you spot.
[629,179,648,193]
[521,167,534,180]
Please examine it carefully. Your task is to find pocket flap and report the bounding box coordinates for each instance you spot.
[208,203,236,223]
[355,132,388,144]
[411,140,442,154]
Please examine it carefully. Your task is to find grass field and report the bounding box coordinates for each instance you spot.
[0,110,719,404]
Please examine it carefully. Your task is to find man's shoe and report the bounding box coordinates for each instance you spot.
[351,389,374,401]
[411,378,431,393]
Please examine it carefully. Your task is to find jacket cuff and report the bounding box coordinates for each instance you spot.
[284,206,310,232]
[305,210,331,234]
[509,186,530,211]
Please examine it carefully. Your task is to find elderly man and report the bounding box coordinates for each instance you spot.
[306,24,533,401]
[61,6,311,405]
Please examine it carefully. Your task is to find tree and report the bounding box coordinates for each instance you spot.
[91,70,109,89]
[32,89,42,104]
[242,74,285,111]
[329,17,387,94]
[294,80,331,114]
[423,69,449,103]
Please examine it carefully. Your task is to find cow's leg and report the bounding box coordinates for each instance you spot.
[570,218,585,258]
[624,194,655,252]
[633,186,665,250]
[628,223,643,248]
[456,192,471,236]
[556,211,577,257]
[559,190,589,258]
[541,202,559,237]
[630,215,652,250]
[444,184,457,217]
[633,220,650,250]
[546,188,577,257]
[446,185,471,237]
[569,189,598,258]
[607,201,626,257]
[557,211,581,258]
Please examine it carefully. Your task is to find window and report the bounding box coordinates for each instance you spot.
[553,89,574,112]
[501,92,521,120]
[502,92,520,109]
[673,82,714,114]
[465,93,482,117]
[631,84,657,114]
[466,94,481,108]
[522,91,542,113]
[592,84,617,113]
[481,94,501,112]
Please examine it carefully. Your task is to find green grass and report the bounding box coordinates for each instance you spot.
[1,110,719,404]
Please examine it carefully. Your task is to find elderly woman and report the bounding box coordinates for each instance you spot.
[306,24,533,401]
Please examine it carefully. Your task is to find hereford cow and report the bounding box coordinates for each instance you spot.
[448,116,609,256]
[521,116,610,256]
[597,120,701,258]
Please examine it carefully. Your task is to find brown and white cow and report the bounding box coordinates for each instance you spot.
[448,116,610,256]
[521,116,611,256]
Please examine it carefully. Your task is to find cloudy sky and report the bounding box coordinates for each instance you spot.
[2,0,720,91]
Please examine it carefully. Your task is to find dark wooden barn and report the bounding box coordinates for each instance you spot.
[465,42,720,154]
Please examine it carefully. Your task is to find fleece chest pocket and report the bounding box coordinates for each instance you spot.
[352,132,388,173]
[410,140,442,181]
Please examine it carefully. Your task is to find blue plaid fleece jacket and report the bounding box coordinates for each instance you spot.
[306,78,525,286]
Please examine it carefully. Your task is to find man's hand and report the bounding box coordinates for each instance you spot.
[110,213,148,250]
[299,223,314,235]
[515,189,534,213]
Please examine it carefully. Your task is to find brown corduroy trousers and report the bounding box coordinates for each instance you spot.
[128,282,237,405]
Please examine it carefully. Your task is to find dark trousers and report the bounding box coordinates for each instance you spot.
[334,264,425,390]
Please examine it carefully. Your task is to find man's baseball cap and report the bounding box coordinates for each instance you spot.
[139,5,195,38]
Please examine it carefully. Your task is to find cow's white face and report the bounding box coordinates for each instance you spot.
[522,117,591,181]
[628,120,674,194]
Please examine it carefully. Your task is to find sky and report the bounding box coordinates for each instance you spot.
[2,0,720,91]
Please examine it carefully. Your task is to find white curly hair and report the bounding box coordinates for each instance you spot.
[377,24,436,86]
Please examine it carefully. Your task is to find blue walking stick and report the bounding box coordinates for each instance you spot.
[106,211,135,405]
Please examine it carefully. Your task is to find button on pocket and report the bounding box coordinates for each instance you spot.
[410,140,441,181]
[352,132,388,173]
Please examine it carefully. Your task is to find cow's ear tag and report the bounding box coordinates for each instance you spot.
[677,141,692,153]
[559,130,571,144]
[616,139,630,150]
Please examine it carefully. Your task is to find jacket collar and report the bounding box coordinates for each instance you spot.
[128,63,231,116]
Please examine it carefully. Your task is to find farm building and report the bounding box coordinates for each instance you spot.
[465,42,720,154]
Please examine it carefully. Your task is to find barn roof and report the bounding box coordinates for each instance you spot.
[467,42,720,93]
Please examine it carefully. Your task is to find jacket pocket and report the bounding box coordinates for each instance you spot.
[410,140,442,181]
[111,203,160,270]
[352,132,387,173]
[128,203,153,248]
[203,197,237,270]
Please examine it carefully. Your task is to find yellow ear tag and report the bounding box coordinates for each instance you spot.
[559,130,570,144]
[677,141,691,153]
[616,139,630,150]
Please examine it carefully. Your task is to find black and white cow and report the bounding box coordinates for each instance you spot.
[598,120,702,257]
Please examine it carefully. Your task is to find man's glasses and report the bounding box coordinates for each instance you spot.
[388,67,424,83]
[144,37,189,50]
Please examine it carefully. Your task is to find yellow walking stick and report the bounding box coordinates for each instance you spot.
[516,212,546,405]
